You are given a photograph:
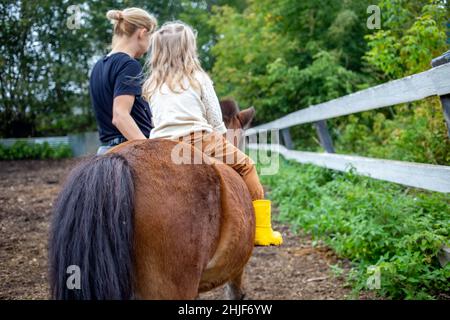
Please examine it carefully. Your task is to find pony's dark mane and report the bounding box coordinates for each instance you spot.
[49,154,135,300]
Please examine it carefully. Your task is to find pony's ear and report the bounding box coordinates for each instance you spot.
[220,99,239,119]
[237,107,256,129]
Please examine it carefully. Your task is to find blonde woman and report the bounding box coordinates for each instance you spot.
[143,21,282,246]
[90,8,157,154]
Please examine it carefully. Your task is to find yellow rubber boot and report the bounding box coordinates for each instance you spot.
[253,199,283,246]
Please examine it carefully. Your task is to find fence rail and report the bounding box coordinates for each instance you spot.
[249,143,450,193]
[246,51,450,193]
[0,136,70,148]
[246,61,450,136]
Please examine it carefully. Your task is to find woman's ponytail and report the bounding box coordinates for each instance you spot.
[107,8,157,39]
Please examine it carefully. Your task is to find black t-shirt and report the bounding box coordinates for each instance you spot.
[89,52,152,143]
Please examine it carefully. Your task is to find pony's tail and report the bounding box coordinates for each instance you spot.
[49,154,135,300]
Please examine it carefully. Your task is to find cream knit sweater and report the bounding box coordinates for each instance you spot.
[149,72,227,140]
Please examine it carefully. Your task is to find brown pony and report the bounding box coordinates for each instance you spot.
[48,100,258,300]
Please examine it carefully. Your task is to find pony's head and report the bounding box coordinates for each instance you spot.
[220,99,255,130]
[220,99,255,147]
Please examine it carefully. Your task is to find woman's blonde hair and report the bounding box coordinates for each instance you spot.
[142,21,205,101]
[106,8,157,42]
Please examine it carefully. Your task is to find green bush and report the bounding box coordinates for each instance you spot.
[0,141,72,160]
[334,98,450,165]
[258,156,450,299]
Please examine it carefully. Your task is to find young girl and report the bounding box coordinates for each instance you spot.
[142,21,282,246]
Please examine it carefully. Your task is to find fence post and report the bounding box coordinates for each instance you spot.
[431,50,450,138]
[68,132,100,157]
[280,128,293,149]
[314,120,335,153]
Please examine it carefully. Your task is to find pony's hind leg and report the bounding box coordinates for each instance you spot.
[225,270,246,300]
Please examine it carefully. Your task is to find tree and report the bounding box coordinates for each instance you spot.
[0,0,95,137]
[337,0,450,164]
[210,0,372,123]
[365,0,448,79]
[209,0,449,164]
[0,0,243,138]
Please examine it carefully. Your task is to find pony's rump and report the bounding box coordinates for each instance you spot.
[48,154,135,300]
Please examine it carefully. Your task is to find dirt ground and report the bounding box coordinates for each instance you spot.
[0,159,374,300]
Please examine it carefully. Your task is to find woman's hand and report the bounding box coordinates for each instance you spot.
[112,95,147,140]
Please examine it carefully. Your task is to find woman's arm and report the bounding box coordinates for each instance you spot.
[112,95,147,140]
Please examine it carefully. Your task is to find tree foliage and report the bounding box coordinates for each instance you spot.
[336,0,449,164]
[210,0,374,122]
[0,0,243,138]
[0,0,448,164]
[210,0,449,164]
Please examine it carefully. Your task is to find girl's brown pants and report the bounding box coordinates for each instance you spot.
[176,130,264,200]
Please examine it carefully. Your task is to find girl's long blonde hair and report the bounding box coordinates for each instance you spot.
[106,8,157,44]
[142,21,205,101]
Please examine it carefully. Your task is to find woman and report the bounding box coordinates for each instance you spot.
[89,8,157,154]
[142,21,282,246]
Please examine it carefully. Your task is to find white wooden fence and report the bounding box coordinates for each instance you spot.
[245,51,450,193]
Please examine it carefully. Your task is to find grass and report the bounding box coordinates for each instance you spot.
[0,141,72,160]
[257,155,450,299]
